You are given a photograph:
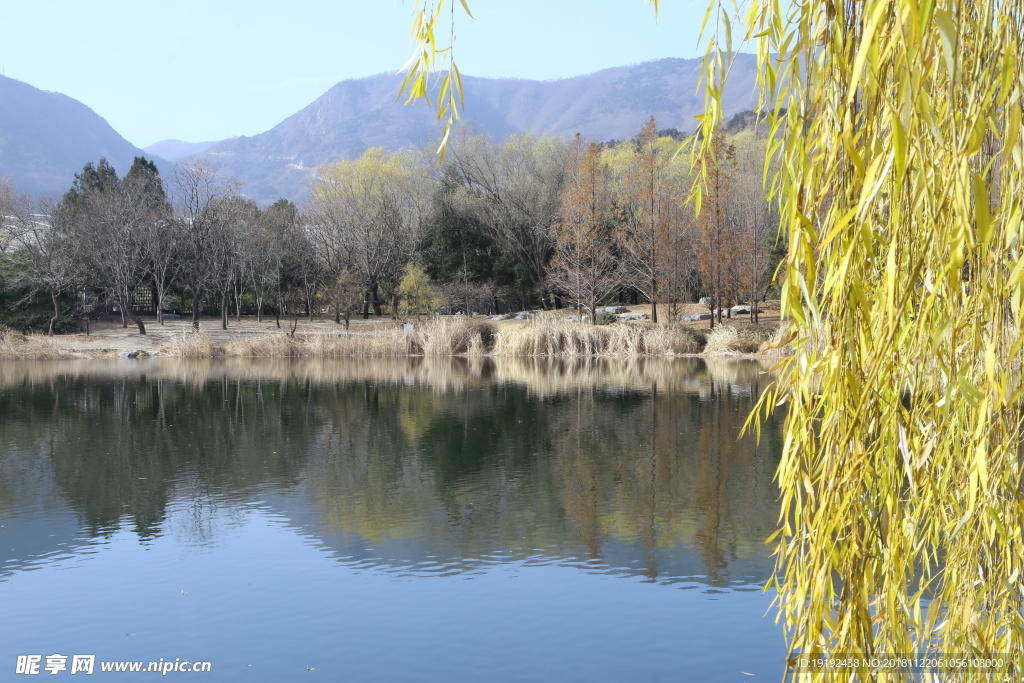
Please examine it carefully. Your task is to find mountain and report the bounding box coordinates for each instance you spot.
[0,76,170,199]
[143,139,219,162]
[194,56,760,205]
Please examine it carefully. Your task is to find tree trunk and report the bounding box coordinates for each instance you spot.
[221,293,229,330]
[125,303,146,335]
[49,291,60,336]
[191,289,203,330]
[371,285,382,316]
[155,284,164,325]
[651,300,658,324]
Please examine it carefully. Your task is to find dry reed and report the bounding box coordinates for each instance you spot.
[223,331,411,358]
[492,318,705,357]
[704,324,775,355]
[165,331,222,359]
[411,316,492,356]
[0,331,79,360]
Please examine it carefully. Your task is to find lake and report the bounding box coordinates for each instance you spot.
[0,357,785,681]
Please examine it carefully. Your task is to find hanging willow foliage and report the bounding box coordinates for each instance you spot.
[693,0,1024,677]
[400,0,1024,677]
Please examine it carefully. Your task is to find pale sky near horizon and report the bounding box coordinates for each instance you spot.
[1,0,711,148]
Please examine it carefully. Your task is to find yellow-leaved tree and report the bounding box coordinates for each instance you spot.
[691,0,1024,676]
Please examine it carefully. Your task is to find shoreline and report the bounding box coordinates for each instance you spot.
[0,306,791,361]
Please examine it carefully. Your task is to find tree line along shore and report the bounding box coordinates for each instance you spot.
[0,113,785,356]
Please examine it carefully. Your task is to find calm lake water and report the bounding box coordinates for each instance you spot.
[0,357,785,681]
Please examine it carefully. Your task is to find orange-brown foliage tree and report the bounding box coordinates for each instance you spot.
[695,134,738,329]
[548,137,620,324]
[616,117,681,323]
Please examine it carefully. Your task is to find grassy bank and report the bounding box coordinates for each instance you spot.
[0,331,80,360]
[159,316,789,359]
[166,316,493,359]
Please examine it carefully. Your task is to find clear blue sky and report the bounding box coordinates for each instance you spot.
[1,0,710,148]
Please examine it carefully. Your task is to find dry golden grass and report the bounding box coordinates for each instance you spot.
[165,331,222,359]
[411,317,493,356]
[225,333,305,357]
[704,324,776,355]
[192,319,501,358]
[0,331,78,360]
[492,317,705,357]
[223,331,411,358]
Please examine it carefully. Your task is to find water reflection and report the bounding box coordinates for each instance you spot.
[0,357,782,588]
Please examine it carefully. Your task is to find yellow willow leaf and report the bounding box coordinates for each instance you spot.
[893,114,907,182]
[966,114,987,158]
[856,153,892,217]
[974,440,989,495]
[721,7,733,58]
[985,341,997,385]
[847,0,890,103]
[884,237,898,319]
[1006,103,1022,157]
[933,9,957,77]
[957,378,983,407]
[974,173,993,245]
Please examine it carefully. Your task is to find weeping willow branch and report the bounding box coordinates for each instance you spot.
[696,0,1024,676]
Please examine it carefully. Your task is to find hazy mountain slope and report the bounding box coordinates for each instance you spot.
[196,56,759,205]
[143,139,218,162]
[0,76,170,198]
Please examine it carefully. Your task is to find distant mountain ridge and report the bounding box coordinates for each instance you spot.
[0,75,169,198]
[0,57,759,205]
[143,139,219,162]
[191,56,760,205]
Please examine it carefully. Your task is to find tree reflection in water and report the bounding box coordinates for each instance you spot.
[0,357,783,587]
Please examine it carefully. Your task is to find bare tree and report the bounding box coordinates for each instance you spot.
[172,161,240,329]
[253,200,297,327]
[55,158,157,335]
[207,196,258,330]
[448,132,569,310]
[9,196,80,335]
[0,175,31,255]
[139,213,180,326]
